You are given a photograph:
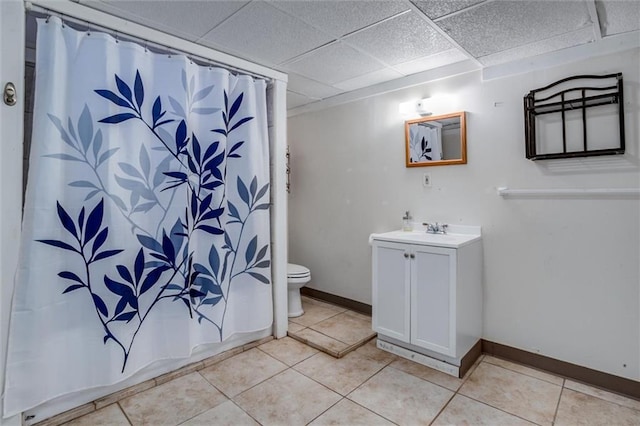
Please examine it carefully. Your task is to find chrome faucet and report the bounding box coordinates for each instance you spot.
[423,222,448,234]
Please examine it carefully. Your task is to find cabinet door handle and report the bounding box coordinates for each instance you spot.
[403,253,409,258]
[410,254,415,259]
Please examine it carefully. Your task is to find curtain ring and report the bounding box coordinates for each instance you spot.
[115,32,119,43]
[45,14,51,23]
[144,41,148,53]
[86,22,91,36]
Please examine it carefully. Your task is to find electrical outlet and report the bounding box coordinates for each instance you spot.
[422,173,431,188]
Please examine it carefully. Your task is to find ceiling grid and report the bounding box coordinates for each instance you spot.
[75,0,639,110]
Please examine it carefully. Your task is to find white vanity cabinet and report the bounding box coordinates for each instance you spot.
[370,227,482,377]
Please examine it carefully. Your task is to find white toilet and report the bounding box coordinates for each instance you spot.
[287,263,311,318]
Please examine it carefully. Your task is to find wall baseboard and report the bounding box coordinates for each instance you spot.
[300,288,372,315]
[302,289,639,401]
[482,340,640,401]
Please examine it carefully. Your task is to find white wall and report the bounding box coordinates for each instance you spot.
[288,49,640,380]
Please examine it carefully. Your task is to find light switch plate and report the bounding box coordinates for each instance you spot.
[423,173,432,188]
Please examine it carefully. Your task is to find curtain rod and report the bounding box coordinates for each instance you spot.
[25,2,279,83]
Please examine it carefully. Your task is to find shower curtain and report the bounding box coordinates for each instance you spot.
[4,17,272,416]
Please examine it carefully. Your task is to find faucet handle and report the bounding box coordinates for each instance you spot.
[422,222,437,233]
[423,222,448,233]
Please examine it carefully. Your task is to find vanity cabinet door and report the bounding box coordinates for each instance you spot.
[411,245,457,356]
[372,241,410,343]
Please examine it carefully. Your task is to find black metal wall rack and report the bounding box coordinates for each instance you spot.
[524,73,624,160]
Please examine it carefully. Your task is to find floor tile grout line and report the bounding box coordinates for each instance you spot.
[290,343,390,397]
[486,356,640,408]
[290,359,355,397]
[203,352,289,401]
[255,340,319,368]
[228,398,263,426]
[428,391,457,426]
[342,367,401,425]
[376,358,461,425]
[384,361,460,394]
[116,401,134,426]
[196,369,236,399]
[306,325,373,347]
[449,392,546,426]
[289,301,374,352]
[289,309,345,328]
[300,296,348,311]
[394,354,541,426]
[454,359,552,425]
[484,356,567,386]
[292,326,351,346]
[562,380,640,412]
[303,396,344,425]
[484,360,565,388]
[551,382,566,425]
[344,397,400,425]
[165,373,235,425]
[292,343,391,398]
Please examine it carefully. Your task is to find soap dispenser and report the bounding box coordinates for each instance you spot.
[402,211,413,232]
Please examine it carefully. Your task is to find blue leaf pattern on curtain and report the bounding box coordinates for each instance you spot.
[4,17,272,416]
[41,71,270,371]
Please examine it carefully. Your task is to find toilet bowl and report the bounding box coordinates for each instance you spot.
[287,263,311,318]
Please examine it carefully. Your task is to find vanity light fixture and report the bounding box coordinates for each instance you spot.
[399,97,432,117]
[399,94,459,118]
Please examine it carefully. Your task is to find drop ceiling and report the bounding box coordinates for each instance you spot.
[75,0,640,110]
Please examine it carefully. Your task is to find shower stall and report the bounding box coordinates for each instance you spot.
[0,1,288,423]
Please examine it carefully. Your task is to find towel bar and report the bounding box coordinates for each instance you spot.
[497,187,640,198]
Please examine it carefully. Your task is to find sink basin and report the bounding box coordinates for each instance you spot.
[370,227,481,248]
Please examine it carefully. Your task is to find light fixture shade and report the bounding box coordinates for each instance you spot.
[415,98,432,116]
[399,98,432,117]
[399,94,458,118]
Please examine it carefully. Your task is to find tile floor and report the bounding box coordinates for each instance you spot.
[43,298,639,426]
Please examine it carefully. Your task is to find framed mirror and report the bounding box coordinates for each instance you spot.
[405,111,467,167]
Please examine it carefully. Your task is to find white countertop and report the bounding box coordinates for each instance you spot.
[369,224,481,248]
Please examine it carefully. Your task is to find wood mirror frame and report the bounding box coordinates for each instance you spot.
[405,111,467,167]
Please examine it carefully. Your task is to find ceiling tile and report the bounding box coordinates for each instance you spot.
[597,0,640,36]
[411,0,485,20]
[200,1,334,66]
[269,0,409,38]
[287,73,344,99]
[393,49,469,75]
[287,91,317,109]
[478,26,595,66]
[334,68,404,92]
[438,0,592,57]
[83,0,248,40]
[344,12,453,66]
[284,42,385,85]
